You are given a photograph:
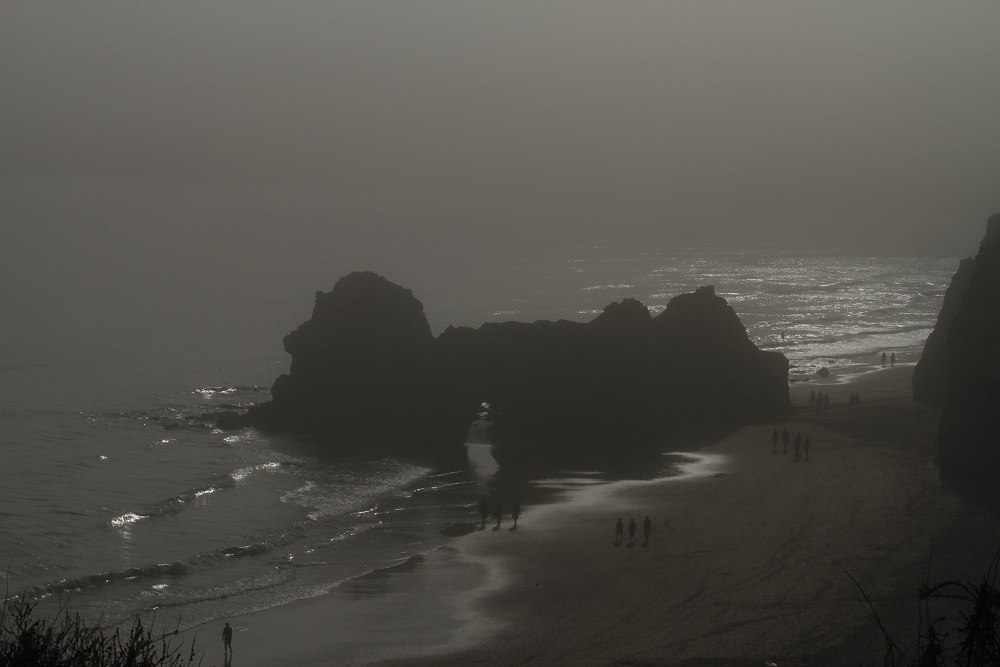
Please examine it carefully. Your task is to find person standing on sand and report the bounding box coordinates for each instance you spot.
[494,501,503,528]
[223,622,233,658]
[511,500,521,527]
[890,352,896,367]
[771,429,779,454]
[628,518,637,545]
[478,498,490,528]
[615,518,624,545]
[642,516,652,542]
[781,427,790,454]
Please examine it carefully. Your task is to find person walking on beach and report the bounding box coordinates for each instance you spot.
[222,622,233,659]
[771,428,779,454]
[804,436,812,461]
[628,518,637,545]
[615,518,624,545]
[511,500,521,528]
[478,498,490,528]
[890,352,896,367]
[642,515,652,543]
[494,501,503,528]
[781,427,790,454]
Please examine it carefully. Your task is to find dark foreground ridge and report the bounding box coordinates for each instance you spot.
[243,272,792,460]
[934,213,1000,480]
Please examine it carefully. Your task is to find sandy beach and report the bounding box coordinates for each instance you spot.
[188,364,1000,667]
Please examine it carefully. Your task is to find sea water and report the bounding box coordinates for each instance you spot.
[0,245,958,631]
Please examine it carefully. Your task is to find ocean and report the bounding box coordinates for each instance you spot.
[0,244,958,632]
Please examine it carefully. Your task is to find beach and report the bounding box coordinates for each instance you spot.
[183,364,1000,667]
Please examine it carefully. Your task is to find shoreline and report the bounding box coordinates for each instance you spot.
[185,365,1000,666]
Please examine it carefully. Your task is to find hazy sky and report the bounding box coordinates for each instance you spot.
[2,2,999,339]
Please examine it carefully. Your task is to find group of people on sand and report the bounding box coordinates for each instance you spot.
[772,427,811,462]
[808,390,830,411]
[881,351,896,367]
[479,497,520,530]
[614,516,652,546]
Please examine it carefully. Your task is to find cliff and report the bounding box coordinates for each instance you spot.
[245,272,792,461]
[936,213,1000,479]
[912,257,976,407]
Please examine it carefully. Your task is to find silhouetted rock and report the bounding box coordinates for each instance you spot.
[936,213,1000,480]
[913,257,976,407]
[245,273,792,463]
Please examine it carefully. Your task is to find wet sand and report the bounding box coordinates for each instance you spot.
[191,364,1000,666]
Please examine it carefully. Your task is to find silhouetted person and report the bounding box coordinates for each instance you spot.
[881,351,887,367]
[808,390,816,407]
[628,518,637,545]
[223,622,233,658]
[781,427,790,453]
[478,498,490,528]
[615,518,624,545]
[511,501,521,527]
[642,515,652,542]
[804,436,811,461]
[494,501,503,528]
[771,428,779,454]
[890,352,895,367]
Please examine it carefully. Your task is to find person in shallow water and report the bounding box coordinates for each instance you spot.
[628,518,637,545]
[642,516,652,542]
[478,497,490,528]
[511,500,521,527]
[615,518,624,545]
[494,501,503,528]
[223,622,233,658]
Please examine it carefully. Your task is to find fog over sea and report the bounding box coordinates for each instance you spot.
[0,244,958,632]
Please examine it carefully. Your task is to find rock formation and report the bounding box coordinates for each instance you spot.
[912,257,976,407]
[244,272,792,462]
[935,213,1000,479]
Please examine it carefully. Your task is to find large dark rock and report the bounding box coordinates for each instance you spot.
[913,256,976,407]
[936,213,1000,480]
[246,272,792,462]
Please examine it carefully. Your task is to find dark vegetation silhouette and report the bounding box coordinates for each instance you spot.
[0,592,201,667]
[238,274,791,464]
[850,547,1000,667]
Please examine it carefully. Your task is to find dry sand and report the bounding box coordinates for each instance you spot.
[192,364,1000,667]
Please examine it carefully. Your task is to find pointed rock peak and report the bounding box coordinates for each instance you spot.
[590,298,652,329]
[984,212,1000,245]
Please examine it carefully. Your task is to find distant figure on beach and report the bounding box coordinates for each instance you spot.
[223,622,233,658]
[642,515,652,542]
[494,501,503,528]
[808,390,816,408]
[478,498,490,528]
[511,501,521,527]
[628,518,637,545]
[890,352,895,367]
[881,351,887,367]
[793,432,802,462]
[615,518,624,545]
[781,427,790,453]
[804,436,811,461]
[771,428,779,454]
